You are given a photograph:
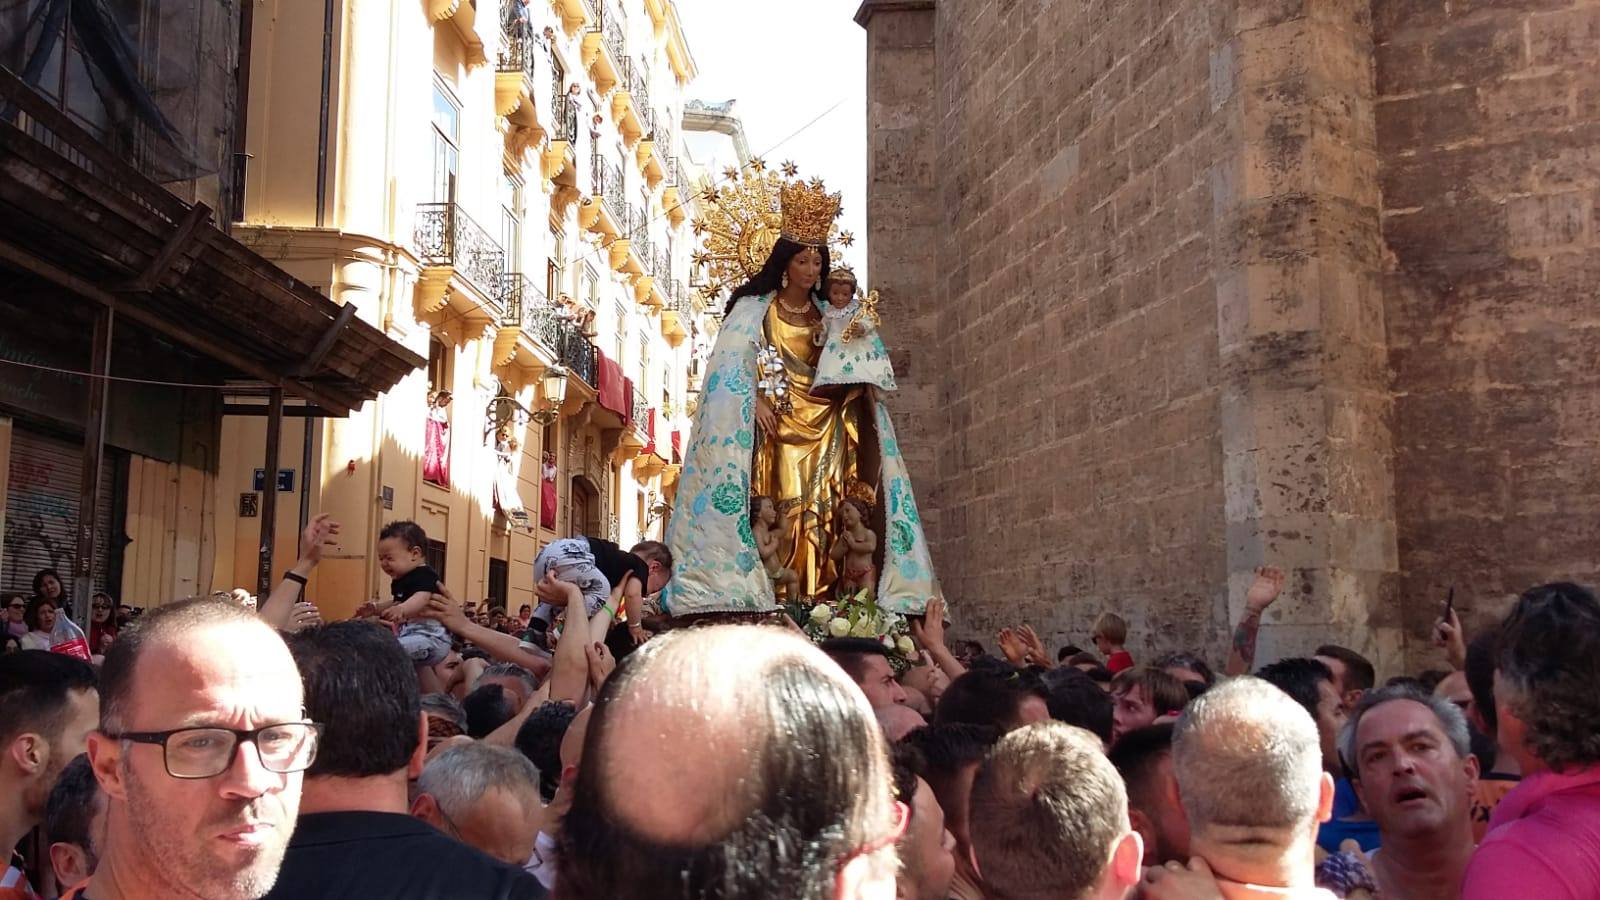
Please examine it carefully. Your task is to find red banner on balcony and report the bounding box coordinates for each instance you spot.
[671,430,681,464]
[597,352,627,420]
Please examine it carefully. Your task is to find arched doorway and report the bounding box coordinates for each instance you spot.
[570,475,600,538]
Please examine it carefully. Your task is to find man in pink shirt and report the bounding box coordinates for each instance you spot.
[1464,582,1600,900]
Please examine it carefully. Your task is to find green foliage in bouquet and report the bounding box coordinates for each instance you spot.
[785,588,919,674]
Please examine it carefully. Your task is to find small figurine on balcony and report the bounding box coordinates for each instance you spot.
[828,496,878,601]
[751,495,800,602]
[423,389,452,488]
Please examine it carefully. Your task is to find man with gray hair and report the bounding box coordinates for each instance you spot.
[1143,676,1336,900]
[1322,685,1477,899]
[412,742,542,866]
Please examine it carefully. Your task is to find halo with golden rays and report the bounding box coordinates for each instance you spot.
[690,159,845,304]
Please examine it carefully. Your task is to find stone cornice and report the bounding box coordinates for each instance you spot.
[853,0,935,29]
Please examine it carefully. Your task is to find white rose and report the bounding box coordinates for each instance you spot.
[881,635,895,650]
[896,636,917,656]
[850,618,876,638]
[828,617,852,638]
[810,604,833,622]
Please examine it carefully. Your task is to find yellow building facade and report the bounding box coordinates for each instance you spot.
[216,0,711,618]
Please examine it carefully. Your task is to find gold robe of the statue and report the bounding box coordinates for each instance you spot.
[750,301,869,600]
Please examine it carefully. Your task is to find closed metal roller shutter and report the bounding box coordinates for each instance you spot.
[3,426,115,609]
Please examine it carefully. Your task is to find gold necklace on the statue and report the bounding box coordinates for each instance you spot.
[778,295,812,316]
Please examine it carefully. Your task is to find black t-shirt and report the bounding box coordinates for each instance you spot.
[264,810,547,900]
[585,537,647,594]
[392,564,442,606]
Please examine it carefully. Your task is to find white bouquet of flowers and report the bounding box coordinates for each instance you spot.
[788,588,917,673]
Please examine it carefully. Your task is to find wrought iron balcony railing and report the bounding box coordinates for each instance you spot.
[496,25,540,80]
[551,92,578,143]
[592,150,626,227]
[631,392,650,430]
[500,273,564,351]
[632,221,653,272]
[654,246,671,283]
[558,320,597,386]
[414,203,506,307]
[663,154,678,187]
[631,61,651,120]
[592,3,626,71]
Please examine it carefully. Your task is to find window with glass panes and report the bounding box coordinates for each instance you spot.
[431,82,460,203]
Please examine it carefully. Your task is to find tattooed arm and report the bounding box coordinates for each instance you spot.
[1225,566,1285,676]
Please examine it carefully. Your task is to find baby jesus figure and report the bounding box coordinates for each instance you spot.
[829,498,877,599]
[751,495,801,602]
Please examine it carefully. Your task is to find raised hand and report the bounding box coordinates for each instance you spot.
[299,513,340,565]
[997,627,1027,666]
[1020,625,1052,668]
[586,640,617,689]
[1246,566,1286,615]
[911,596,947,650]
[536,571,582,607]
[1433,606,1466,670]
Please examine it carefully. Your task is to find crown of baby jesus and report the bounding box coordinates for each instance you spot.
[779,178,843,247]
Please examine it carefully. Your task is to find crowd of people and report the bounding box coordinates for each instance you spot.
[3,510,1599,900]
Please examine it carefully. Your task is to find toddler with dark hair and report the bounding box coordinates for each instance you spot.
[372,520,451,667]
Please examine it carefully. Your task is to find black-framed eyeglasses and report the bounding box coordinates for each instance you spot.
[105,722,322,779]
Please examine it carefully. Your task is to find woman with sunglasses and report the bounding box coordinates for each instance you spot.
[88,591,118,654]
[2,592,26,641]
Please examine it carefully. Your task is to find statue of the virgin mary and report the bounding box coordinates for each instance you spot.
[661,163,939,619]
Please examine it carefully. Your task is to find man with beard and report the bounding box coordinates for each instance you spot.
[0,651,97,898]
[267,622,544,899]
[80,599,307,900]
[1330,686,1478,899]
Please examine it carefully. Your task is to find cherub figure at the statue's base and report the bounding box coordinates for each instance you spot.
[752,495,801,603]
[829,497,878,600]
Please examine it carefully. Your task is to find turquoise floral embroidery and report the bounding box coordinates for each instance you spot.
[693,493,709,516]
[737,515,755,549]
[890,520,915,555]
[736,429,753,449]
[882,437,900,457]
[723,365,751,396]
[735,549,758,573]
[706,371,721,394]
[711,481,745,515]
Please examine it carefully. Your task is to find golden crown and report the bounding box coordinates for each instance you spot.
[780,178,843,247]
[827,263,857,284]
[690,159,854,302]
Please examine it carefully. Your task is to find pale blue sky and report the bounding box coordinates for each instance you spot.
[675,0,869,278]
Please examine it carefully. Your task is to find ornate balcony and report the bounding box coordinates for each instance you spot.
[627,211,654,301]
[612,59,645,148]
[542,92,580,191]
[494,273,564,371]
[426,0,487,67]
[413,202,505,316]
[582,3,626,96]
[662,155,686,228]
[552,0,592,36]
[558,320,597,388]
[580,150,626,248]
[660,280,690,347]
[496,29,548,161]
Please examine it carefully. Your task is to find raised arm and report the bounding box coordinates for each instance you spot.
[539,574,593,706]
[422,587,552,679]
[910,596,967,680]
[260,514,339,631]
[1225,566,1285,676]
